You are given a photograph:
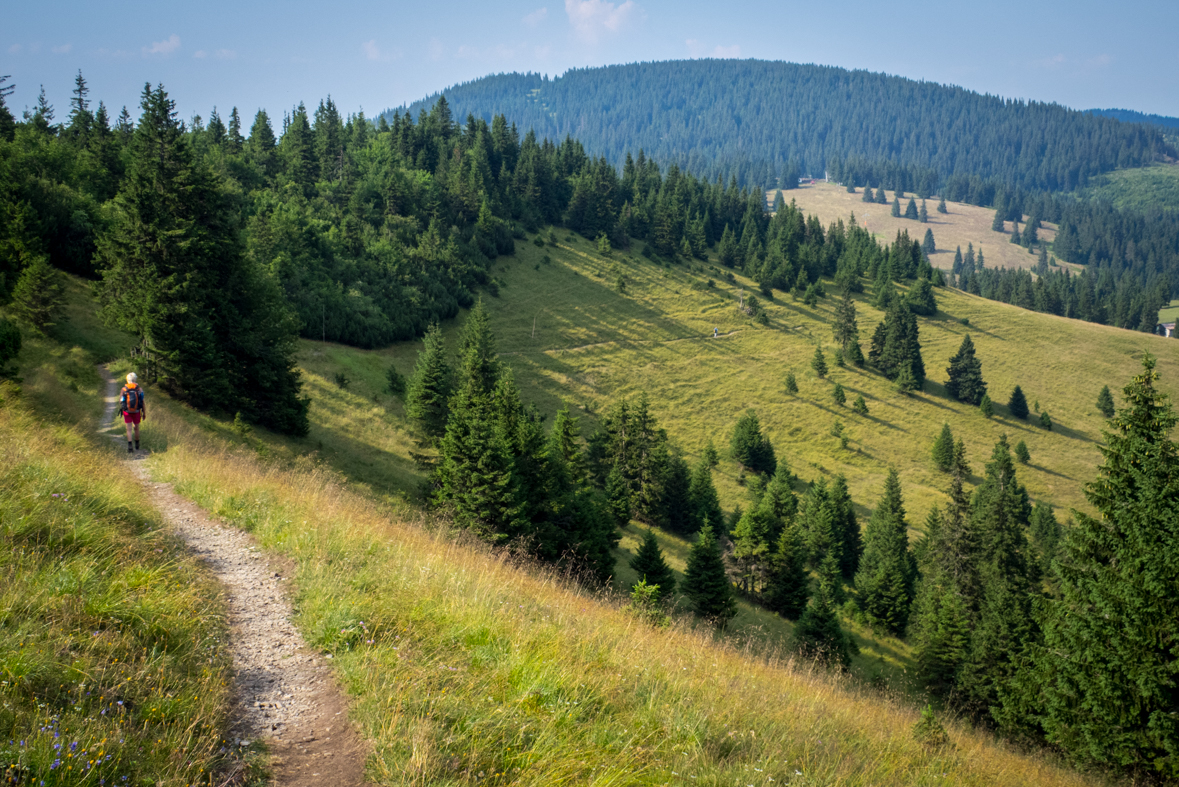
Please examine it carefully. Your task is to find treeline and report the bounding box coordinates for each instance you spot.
[0,76,308,433]
[400,60,1173,196]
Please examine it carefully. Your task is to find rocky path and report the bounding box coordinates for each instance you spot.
[99,368,371,786]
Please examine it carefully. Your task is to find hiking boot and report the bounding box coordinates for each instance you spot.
[135,439,140,450]
[127,442,133,453]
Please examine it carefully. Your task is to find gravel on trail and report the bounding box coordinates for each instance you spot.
[99,367,370,786]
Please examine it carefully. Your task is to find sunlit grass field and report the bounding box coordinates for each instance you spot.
[1076,163,1179,213]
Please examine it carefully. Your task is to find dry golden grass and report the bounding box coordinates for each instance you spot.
[771,182,1072,272]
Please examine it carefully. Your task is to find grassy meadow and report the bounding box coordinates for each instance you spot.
[0,307,246,786]
[770,182,1070,272]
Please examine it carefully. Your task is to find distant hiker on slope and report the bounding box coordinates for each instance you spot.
[120,372,146,453]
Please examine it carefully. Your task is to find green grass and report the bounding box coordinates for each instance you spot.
[0,395,237,786]
[1077,163,1179,213]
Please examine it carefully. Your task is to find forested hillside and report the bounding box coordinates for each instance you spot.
[1089,107,1179,130]
[399,60,1174,197]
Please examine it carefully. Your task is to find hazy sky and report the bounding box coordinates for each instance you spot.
[4,0,1177,125]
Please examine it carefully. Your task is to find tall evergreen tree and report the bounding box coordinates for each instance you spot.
[730,409,777,474]
[855,468,915,635]
[794,587,853,669]
[683,523,737,625]
[406,322,452,443]
[937,195,948,214]
[922,228,936,255]
[945,334,987,405]
[931,422,955,472]
[97,84,308,434]
[811,345,828,378]
[630,529,676,601]
[905,197,919,220]
[832,291,861,356]
[1096,384,1115,418]
[1008,384,1029,420]
[764,520,809,619]
[891,196,901,217]
[687,454,723,536]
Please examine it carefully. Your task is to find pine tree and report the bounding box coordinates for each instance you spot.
[730,409,776,474]
[905,277,938,316]
[1014,440,1030,464]
[829,474,862,577]
[661,454,695,534]
[832,382,846,406]
[855,469,914,635]
[683,524,737,625]
[784,371,799,394]
[1020,355,1179,771]
[97,83,308,435]
[845,177,856,194]
[406,322,452,443]
[688,455,723,536]
[931,423,955,471]
[937,195,948,214]
[919,199,929,223]
[862,185,874,203]
[1008,385,1029,420]
[731,507,771,592]
[1038,411,1052,431]
[9,256,65,330]
[922,228,936,255]
[853,395,869,415]
[905,198,919,220]
[876,186,888,204]
[811,345,828,378]
[630,529,676,601]
[980,394,994,418]
[992,209,1006,232]
[1027,501,1060,578]
[945,334,987,405]
[605,463,632,528]
[891,197,901,217]
[765,521,809,618]
[794,588,853,669]
[832,291,860,352]
[1096,384,1114,418]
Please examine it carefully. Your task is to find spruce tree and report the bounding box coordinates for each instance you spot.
[876,186,888,204]
[811,345,828,378]
[945,334,987,405]
[683,523,737,625]
[829,475,862,577]
[846,178,856,194]
[1021,355,1179,771]
[980,394,994,418]
[853,395,869,415]
[862,185,874,203]
[937,195,948,213]
[905,277,938,316]
[931,423,955,471]
[784,371,798,394]
[922,228,936,255]
[919,199,929,223]
[832,382,846,406]
[1008,385,1029,420]
[688,455,723,536]
[855,469,915,635]
[794,588,853,669]
[605,463,633,528]
[406,322,452,443]
[730,409,776,474]
[661,454,696,533]
[630,529,676,601]
[10,256,65,330]
[1096,384,1115,418]
[891,197,901,217]
[832,292,860,352]
[731,507,770,592]
[765,521,809,618]
[905,198,919,220]
[1014,440,1030,464]
[1038,411,1052,431]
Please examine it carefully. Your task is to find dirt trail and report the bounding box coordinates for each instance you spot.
[99,368,370,786]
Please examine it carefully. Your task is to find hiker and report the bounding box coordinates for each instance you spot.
[120,372,146,453]
[713,326,718,338]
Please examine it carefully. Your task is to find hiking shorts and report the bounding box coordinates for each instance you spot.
[123,411,141,425]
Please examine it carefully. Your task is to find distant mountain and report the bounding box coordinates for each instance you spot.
[392,60,1173,197]
[1088,108,1179,130]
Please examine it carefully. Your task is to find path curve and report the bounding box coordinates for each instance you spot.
[99,368,370,787]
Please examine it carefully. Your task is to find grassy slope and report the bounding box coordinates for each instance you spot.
[1076,163,1179,213]
[770,182,1072,270]
[0,283,244,787]
[286,233,1179,683]
[134,362,1113,787]
[24,263,1157,784]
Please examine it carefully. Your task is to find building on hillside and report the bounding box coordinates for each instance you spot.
[1158,301,1179,337]
[1161,321,1176,338]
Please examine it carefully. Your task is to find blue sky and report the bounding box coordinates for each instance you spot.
[4,0,1177,125]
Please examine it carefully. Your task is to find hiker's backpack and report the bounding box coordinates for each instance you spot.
[121,385,143,414]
